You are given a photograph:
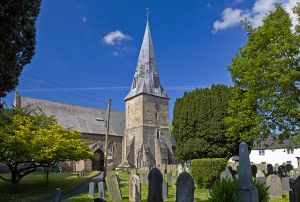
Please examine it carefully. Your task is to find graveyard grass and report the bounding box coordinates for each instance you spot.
[63,171,290,202]
[0,171,99,202]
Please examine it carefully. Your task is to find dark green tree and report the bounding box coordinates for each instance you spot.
[173,84,234,160]
[0,0,41,99]
[226,6,300,146]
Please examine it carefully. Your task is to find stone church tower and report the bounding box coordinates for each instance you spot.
[121,20,173,168]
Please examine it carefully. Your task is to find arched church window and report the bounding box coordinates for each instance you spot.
[108,142,115,154]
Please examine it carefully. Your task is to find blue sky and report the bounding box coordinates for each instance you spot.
[2,0,298,120]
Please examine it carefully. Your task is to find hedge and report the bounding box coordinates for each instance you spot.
[191,158,227,188]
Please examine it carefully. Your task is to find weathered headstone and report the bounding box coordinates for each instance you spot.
[256,177,266,185]
[162,182,168,199]
[176,172,195,202]
[171,165,177,176]
[282,177,290,192]
[128,174,141,202]
[290,176,300,202]
[147,168,163,202]
[54,188,61,202]
[130,168,137,175]
[98,182,105,199]
[177,164,183,175]
[166,165,172,173]
[220,167,233,181]
[139,167,149,186]
[89,182,95,198]
[267,164,273,175]
[106,174,122,201]
[237,142,259,202]
[266,174,282,199]
[256,170,265,178]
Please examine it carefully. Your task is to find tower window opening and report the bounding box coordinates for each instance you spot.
[156,129,161,139]
[133,77,137,89]
[155,112,158,120]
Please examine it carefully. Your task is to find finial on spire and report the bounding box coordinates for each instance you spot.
[145,8,150,21]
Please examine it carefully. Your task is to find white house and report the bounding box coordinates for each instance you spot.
[250,148,300,168]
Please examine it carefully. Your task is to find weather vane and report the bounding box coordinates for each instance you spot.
[145,8,150,21]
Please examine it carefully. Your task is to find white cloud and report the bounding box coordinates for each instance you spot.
[102,30,132,46]
[113,51,119,56]
[213,0,299,32]
[213,8,249,32]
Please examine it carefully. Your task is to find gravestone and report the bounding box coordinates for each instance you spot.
[290,176,300,202]
[130,168,137,175]
[106,174,122,201]
[177,164,183,175]
[171,165,177,176]
[98,182,105,199]
[140,167,149,186]
[286,164,294,172]
[54,188,61,202]
[251,165,257,177]
[166,173,172,182]
[256,170,265,178]
[171,176,178,188]
[128,174,141,202]
[147,168,163,202]
[161,164,167,173]
[237,142,259,202]
[162,182,168,199]
[220,167,233,181]
[275,163,279,172]
[256,177,266,185]
[89,182,95,198]
[176,172,195,202]
[266,174,282,199]
[267,164,273,175]
[166,165,172,173]
[282,177,290,192]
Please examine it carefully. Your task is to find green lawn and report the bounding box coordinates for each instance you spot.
[64,171,289,202]
[0,171,99,202]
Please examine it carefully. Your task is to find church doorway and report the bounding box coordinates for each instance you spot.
[92,149,104,171]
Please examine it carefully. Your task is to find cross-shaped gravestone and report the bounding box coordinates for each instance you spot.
[128,174,141,202]
[176,172,195,202]
[147,168,163,202]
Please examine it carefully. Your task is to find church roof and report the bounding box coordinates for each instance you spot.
[125,20,169,100]
[20,96,125,137]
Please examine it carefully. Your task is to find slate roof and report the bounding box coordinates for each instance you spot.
[125,20,169,100]
[20,96,125,137]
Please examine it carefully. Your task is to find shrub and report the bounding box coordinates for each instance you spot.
[209,179,269,202]
[254,179,269,202]
[191,158,227,188]
[209,179,239,202]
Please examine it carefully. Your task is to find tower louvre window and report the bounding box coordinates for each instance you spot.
[156,129,161,138]
[155,112,158,120]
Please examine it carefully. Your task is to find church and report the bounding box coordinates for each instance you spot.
[14,19,174,170]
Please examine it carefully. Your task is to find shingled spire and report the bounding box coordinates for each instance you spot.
[125,20,169,100]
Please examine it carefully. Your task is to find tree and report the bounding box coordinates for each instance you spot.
[0,0,42,99]
[0,108,94,184]
[226,6,300,147]
[172,84,234,160]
